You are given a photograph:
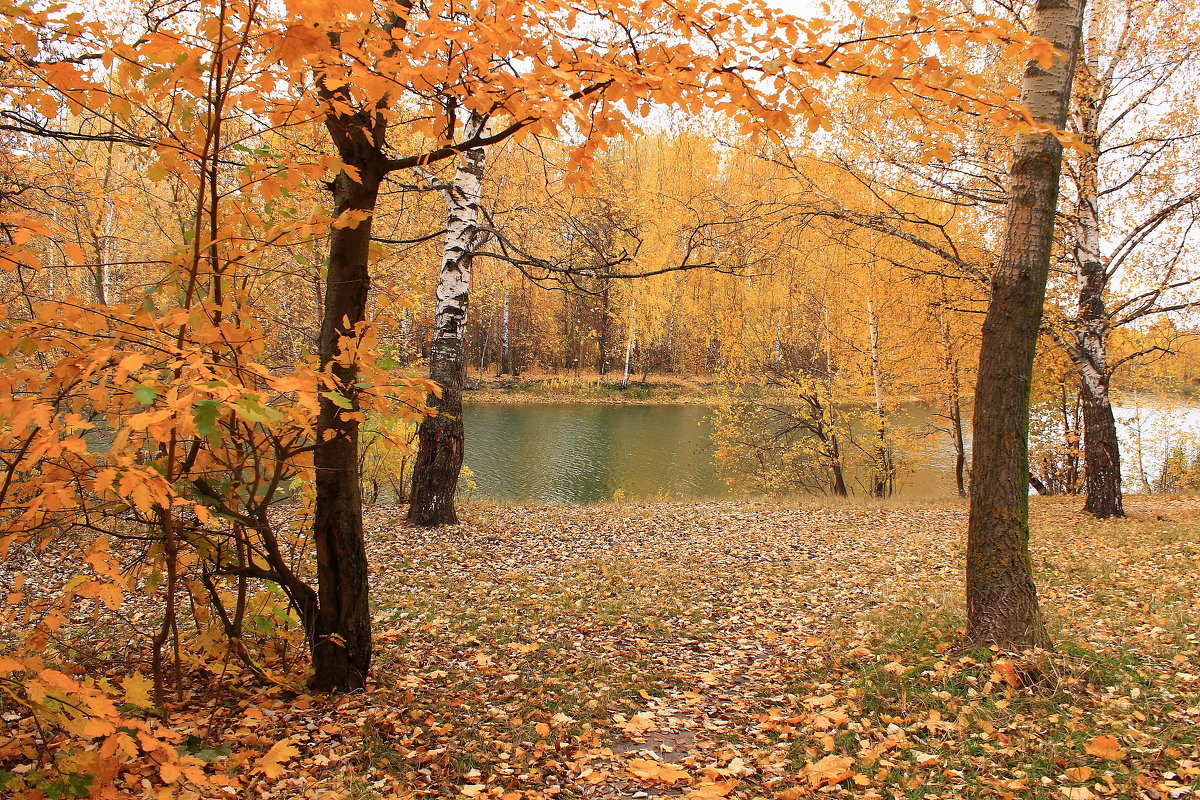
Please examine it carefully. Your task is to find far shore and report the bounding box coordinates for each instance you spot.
[460,370,1200,407]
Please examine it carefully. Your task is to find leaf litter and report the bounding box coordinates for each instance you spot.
[3,496,1198,799]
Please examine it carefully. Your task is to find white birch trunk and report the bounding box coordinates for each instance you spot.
[500,289,511,375]
[621,297,637,388]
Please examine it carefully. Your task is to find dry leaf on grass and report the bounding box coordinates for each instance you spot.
[1085,734,1126,761]
[805,754,854,789]
[1060,788,1096,800]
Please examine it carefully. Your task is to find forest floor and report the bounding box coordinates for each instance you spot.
[270,496,1199,800]
[7,497,1199,799]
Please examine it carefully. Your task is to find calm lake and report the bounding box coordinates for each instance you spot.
[461,399,1200,504]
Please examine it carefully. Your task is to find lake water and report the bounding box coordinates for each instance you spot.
[462,398,1200,504]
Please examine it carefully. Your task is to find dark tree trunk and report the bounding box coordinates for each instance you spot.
[311,166,382,692]
[951,398,967,497]
[1081,376,1123,517]
[967,0,1086,650]
[408,361,465,526]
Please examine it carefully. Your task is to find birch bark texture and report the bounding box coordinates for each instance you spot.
[408,112,489,526]
[1069,47,1123,518]
[966,0,1087,649]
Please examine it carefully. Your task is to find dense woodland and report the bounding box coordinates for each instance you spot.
[0,0,1198,797]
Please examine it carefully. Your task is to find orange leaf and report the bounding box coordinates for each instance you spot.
[1084,735,1126,761]
[627,758,690,785]
[805,754,853,789]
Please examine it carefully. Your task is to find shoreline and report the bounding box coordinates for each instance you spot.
[460,374,1200,408]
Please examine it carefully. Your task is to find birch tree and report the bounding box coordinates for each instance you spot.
[1045,0,1200,519]
[408,112,489,526]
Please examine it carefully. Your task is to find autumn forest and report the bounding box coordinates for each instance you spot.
[1,0,1198,798]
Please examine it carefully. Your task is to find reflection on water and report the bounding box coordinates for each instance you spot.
[463,399,1200,504]
[462,402,958,503]
[463,404,727,503]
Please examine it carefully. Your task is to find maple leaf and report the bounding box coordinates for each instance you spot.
[615,712,655,734]
[1084,734,1126,761]
[121,673,155,708]
[805,754,854,789]
[626,758,690,785]
[685,779,738,798]
[254,736,299,779]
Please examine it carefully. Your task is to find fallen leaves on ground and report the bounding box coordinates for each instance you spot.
[2,496,1198,799]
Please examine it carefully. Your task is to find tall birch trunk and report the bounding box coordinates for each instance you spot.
[937,305,968,497]
[867,299,894,498]
[408,113,488,527]
[621,297,637,388]
[967,0,1086,650]
[500,289,511,375]
[1069,47,1124,518]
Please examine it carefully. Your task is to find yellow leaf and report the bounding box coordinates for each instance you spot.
[616,712,655,734]
[122,673,155,708]
[62,242,86,264]
[159,761,181,784]
[1084,734,1126,761]
[254,736,299,779]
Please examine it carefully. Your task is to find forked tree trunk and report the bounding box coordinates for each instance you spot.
[311,164,382,692]
[967,0,1086,650]
[408,114,488,527]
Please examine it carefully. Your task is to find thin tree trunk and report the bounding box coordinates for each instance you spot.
[1070,46,1124,518]
[867,299,894,498]
[597,282,611,375]
[936,303,968,496]
[500,289,511,375]
[966,0,1086,650]
[408,113,487,527]
[622,297,636,388]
